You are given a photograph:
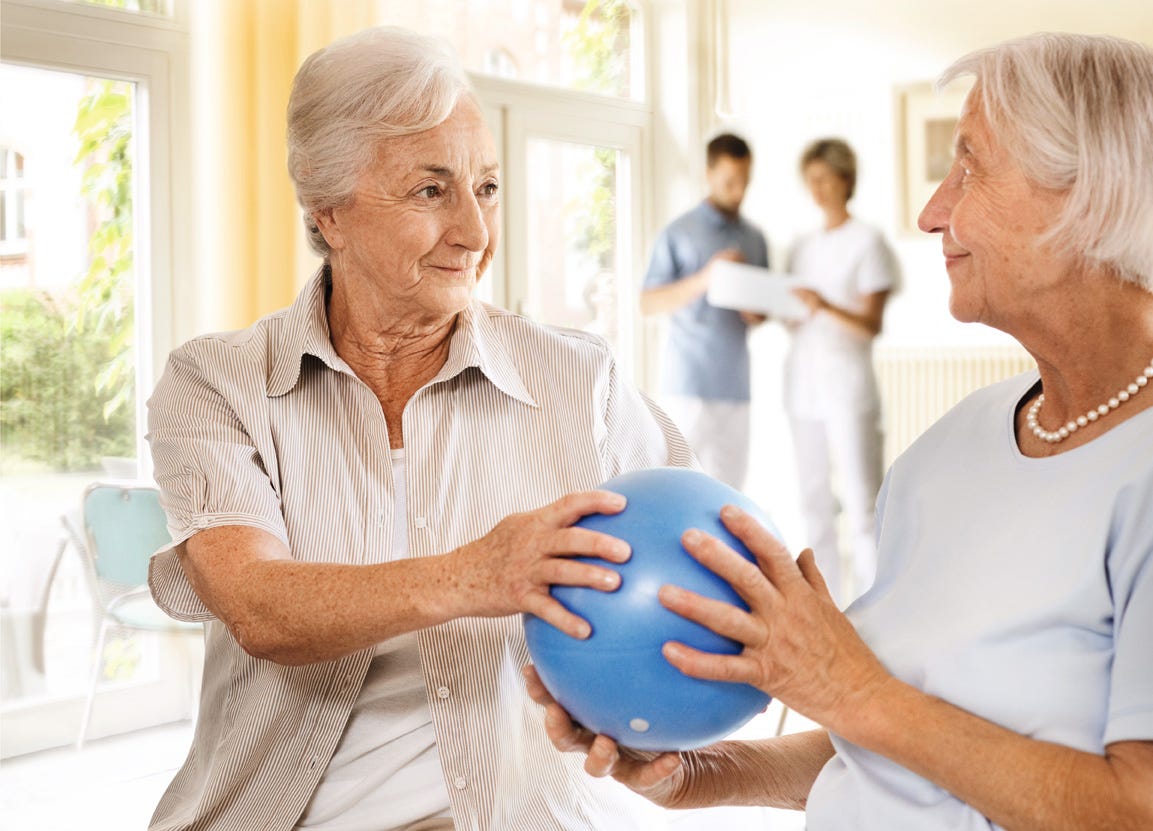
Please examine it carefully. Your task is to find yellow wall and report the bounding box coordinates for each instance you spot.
[189,0,381,333]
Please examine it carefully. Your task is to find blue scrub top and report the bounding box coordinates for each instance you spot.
[642,200,769,401]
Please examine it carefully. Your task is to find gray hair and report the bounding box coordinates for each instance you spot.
[286,26,473,257]
[940,32,1153,290]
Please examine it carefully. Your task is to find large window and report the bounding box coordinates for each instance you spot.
[378,0,644,100]
[0,0,190,757]
[413,1,653,375]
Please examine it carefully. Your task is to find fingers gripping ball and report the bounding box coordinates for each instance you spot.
[524,467,775,751]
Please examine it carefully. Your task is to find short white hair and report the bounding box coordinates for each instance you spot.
[286,26,473,256]
[941,32,1153,290]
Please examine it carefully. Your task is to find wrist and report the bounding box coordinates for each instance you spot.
[828,672,909,749]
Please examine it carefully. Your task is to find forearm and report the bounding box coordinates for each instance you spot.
[641,271,708,315]
[182,544,464,665]
[815,303,880,337]
[800,289,886,338]
[181,493,630,665]
[675,730,834,810]
[846,678,1153,830]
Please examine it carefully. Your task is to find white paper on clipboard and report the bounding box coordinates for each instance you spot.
[706,260,810,321]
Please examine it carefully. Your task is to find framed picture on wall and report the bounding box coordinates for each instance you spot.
[895,80,972,234]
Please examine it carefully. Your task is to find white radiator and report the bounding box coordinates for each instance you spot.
[875,344,1035,467]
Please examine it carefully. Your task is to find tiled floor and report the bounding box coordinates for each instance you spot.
[0,720,193,831]
[0,710,809,830]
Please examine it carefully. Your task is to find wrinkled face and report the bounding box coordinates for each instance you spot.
[917,87,1072,330]
[802,159,851,212]
[318,97,500,325]
[706,155,752,214]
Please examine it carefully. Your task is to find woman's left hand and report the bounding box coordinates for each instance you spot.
[658,505,892,737]
[791,287,828,315]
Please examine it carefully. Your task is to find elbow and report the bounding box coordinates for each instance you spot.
[232,621,317,666]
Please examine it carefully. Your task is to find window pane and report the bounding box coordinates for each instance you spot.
[524,137,624,350]
[377,0,640,99]
[0,63,147,712]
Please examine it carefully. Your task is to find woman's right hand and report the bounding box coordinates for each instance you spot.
[523,665,691,808]
[447,490,634,639]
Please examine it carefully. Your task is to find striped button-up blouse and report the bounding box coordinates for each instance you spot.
[146,269,694,830]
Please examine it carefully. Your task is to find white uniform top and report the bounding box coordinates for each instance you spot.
[784,218,898,418]
[296,450,453,831]
[806,372,1153,829]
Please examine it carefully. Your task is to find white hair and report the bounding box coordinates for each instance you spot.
[286,26,473,257]
[941,32,1153,290]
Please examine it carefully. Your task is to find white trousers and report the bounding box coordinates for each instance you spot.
[788,410,883,606]
[661,396,751,493]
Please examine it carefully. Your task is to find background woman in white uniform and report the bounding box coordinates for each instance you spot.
[785,139,898,604]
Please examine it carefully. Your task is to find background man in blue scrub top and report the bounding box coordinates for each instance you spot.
[641,133,770,491]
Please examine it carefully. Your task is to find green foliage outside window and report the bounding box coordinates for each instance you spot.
[564,0,628,273]
[0,80,136,472]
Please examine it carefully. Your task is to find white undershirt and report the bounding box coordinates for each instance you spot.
[296,450,453,831]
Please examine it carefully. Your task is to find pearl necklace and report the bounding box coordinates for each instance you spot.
[1026,358,1153,443]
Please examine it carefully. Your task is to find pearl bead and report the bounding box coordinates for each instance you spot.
[1028,356,1153,444]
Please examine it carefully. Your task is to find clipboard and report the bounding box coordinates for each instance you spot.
[706,260,809,321]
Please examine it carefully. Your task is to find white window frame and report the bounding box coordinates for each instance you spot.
[1,0,192,756]
[472,71,653,380]
[0,147,29,256]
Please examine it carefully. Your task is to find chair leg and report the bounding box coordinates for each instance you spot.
[76,619,110,750]
[33,536,69,675]
[774,704,791,738]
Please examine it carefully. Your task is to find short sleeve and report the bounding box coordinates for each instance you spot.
[752,229,770,269]
[146,345,288,621]
[642,229,679,290]
[596,351,697,478]
[1104,471,1153,744]
[856,231,900,296]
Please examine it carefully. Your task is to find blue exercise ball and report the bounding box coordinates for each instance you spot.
[523,467,776,751]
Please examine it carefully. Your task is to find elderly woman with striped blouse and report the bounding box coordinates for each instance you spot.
[145,26,689,831]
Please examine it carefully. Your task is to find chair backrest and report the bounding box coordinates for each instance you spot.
[82,483,172,588]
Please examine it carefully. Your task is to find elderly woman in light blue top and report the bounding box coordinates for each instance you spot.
[527,32,1153,830]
